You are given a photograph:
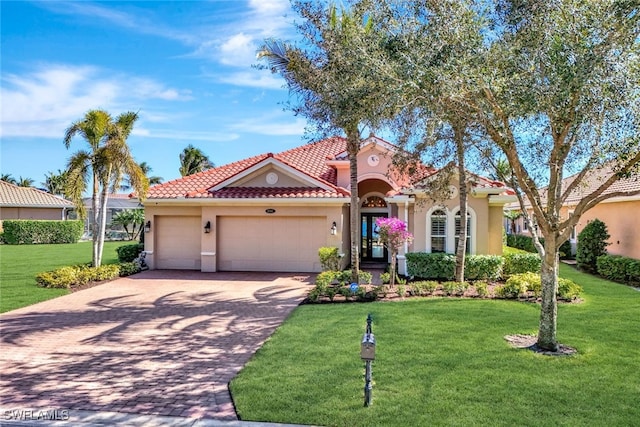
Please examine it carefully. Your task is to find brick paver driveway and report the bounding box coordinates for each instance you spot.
[0,270,313,420]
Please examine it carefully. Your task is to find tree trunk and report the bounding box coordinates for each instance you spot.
[91,172,100,267]
[537,236,559,351]
[390,250,397,287]
[347,128,360,284]
[96,184,110,267]
[454,128,468,282]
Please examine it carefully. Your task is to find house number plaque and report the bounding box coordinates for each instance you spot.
[265,209,276,214]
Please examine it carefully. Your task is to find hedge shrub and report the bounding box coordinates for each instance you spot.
[596,254,637,284]
[496,272,582,300]
[36,264,121,288]
[506,234,572,259]
[2,220,83,244]
[116,243,144,262]
[464,255,503,281]
[119,262,142,277]
[406,253,502,281]
[503,253,541,276]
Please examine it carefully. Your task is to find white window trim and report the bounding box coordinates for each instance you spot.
[425,205,477,254]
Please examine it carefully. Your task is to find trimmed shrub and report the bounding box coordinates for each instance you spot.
[315,271,338,288]
[318,247,341,271]
[496,279,528,299]
[2,220,83,244]
[464,255,503,281]
[339,270,373,284]
[558,278,582,300]
[116,243,144,262]
[442,281,468,296]
[597,255,633,283]
[406,253,456,280]
[119,262,142,277]
[474,281,489,297]
[36,264,120,288]
[627,260,640,286]
[503,253,541,276]
[576,219,610,272]
[408,280,438,296]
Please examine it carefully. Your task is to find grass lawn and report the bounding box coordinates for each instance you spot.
[0,241,124,313]
[231,264,640,426]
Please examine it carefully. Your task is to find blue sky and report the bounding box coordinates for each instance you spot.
[1,0,310,188]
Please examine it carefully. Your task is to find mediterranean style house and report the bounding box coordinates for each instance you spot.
[143,136,515,274]
[507,165,640,260]
[0,180,74,222]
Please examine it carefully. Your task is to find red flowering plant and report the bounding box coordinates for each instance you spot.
[375,217,413,287]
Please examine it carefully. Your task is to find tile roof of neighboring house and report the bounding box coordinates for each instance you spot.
[148,137,349,199]
[508,165,640,209]
[146,136,512,200]
[0,180,74,208]
[82,195,141,209]
[408,165,515,195]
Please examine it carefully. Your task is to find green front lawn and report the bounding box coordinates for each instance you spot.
[231,265,640,426]
[0,241,123,313]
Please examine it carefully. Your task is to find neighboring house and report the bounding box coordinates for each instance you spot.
[82,194,141,239]
[144,136,516,273]
[0,180,73,223]
[506,166,640,260]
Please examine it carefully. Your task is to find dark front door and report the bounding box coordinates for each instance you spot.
[361,213,388,262]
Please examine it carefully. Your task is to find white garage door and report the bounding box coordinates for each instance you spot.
[217,216,325,272]
[155,216,201,270]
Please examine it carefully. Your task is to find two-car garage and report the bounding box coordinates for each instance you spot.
[153,215,327,273]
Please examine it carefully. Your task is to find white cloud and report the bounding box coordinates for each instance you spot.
[219,71,286,90]
[220,33,256,66]
[230,114,306,136]
[133,128,239,142]
[0,64,191,138]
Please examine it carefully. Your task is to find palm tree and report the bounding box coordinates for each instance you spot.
[257,4,391,282]
[179,145,214,176]
[64,109,148,267]
[120,161,162,191]
[42,170,68,195]
[1,174,17,184]
[16,177,34,187]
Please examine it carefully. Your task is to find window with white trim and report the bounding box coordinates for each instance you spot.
[430,209,447,253]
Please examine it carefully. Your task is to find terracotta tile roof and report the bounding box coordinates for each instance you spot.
[0,180,74,208]
[209,187,345,199]
[509,165,640,209]
[148,138,348,199]
[407,166,515,195]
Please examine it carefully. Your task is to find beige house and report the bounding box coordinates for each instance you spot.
[143,136,515,273]
[508,166,640,260]
[0,180,73,223]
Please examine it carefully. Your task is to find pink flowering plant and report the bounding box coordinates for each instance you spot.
[375,217,413,287]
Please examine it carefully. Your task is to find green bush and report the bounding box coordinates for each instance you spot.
[36,263,120,288]
[464,255,503,280]
[597,255,633,283]
[442,281,468,296]
[576,219,610,272]
[507,234,572,259]
[339,270,373,284]
[2,220,83,244]
[380,272,391,284]
[407,253,503,281]
[558,278,582,300]
[318,247,341,271]
[409,280,439,296]
[474,281,489,297]
[406,253,456,280]
[315,271,338,288]
[627,260,640,286]
[116,243,144,262]
[503,253,541,276]
[119,262,142,277]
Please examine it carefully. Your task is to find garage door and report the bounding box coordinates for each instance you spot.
[217,216,325,272]
[155,216,201,270]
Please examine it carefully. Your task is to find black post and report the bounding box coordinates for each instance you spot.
[364,314,373,407]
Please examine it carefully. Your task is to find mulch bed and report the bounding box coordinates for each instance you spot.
[504,334,578,356]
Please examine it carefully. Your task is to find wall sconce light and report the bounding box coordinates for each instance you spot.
[330,221,337,235]
[204,221,211,234]
[144,220,151,233]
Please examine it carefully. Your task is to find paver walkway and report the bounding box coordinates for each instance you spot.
[0,271,313,421]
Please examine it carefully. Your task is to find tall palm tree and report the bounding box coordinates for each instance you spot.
[257,4,391,282]
[16,177,34,187]
[1,174,17,184]
[179,145,214,176]
[64,109,148,267]
[42,170,68,195]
